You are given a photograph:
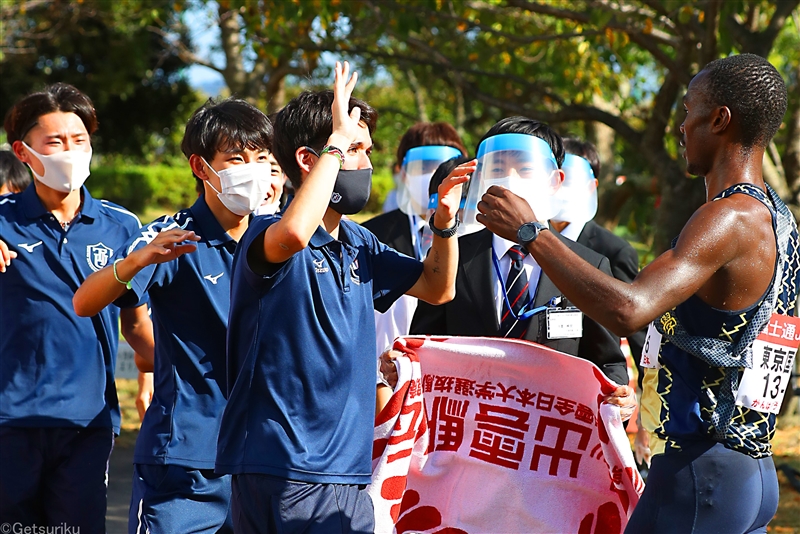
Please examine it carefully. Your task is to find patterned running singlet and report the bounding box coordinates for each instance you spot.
[640,183,800,459]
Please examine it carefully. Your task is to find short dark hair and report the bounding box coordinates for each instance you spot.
[272,90,377,189]
[396,122,467,168]
[478,117,565,167]
[562,138,600,178]
[0,151,31,193]
[701,54,787,149]
[428,155,473,196]
[181,98,273,178]
[4,83,98,144]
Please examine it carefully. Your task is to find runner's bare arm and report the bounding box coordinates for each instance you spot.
[477,186,764,336]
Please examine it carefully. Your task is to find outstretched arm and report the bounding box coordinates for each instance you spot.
[406,160,476,305]
[73,229,199,317]
[476,185,753,336]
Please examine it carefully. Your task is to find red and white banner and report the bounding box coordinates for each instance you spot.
[369,336,644,534]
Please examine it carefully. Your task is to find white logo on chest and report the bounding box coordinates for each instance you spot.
[18,241,43,253]
[86,243,113,272]
[204,273,224,285]
[349,259,361,285]
[313,258,329,274]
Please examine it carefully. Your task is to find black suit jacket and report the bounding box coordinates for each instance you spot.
[575,221,646,364]
[362,209,415,258]
[410,228,629,386]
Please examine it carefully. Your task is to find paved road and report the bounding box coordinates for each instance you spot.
[107,440,134,533]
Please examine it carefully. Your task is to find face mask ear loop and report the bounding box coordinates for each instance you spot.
[200,157,224,196]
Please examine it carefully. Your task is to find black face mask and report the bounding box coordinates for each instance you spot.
[329,168,372,215]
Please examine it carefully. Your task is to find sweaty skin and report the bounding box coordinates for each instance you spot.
[477,70,776,338]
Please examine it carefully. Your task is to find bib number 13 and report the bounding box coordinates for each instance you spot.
[736,313,800,414]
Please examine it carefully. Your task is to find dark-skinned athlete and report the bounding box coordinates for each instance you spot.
[477,54,798,534]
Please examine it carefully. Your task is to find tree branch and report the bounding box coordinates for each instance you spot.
[146,25,223,74]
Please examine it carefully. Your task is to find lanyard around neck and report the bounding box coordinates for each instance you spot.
[490,249,549,321]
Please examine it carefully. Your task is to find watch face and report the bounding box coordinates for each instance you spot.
[518,223,539,243]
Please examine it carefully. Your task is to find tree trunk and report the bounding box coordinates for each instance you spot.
[653,169,707,253]
[406,69,429,122]
[783,68,800,201]
[454,83,466,141]
[265,71,286,114]
[218,6,248,97]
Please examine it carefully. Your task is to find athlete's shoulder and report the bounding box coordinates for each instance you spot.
[97,199,142,230]
[342,218,377,246]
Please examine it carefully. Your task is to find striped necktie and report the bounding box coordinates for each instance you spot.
[499,245,530,338]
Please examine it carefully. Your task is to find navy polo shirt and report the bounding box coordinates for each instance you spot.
[113,197,235,469]
[0,184,142,433]
[216,217,423,484]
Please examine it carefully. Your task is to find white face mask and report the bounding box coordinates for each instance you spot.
[23,142,92,193]
[202,158,270,216]
[404,173,433,217]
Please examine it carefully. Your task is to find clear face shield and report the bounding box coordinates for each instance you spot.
[397,145,463,218]
[460,134,561,235]
[553,154,598,225]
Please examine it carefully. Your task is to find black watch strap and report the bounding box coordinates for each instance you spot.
[428,213,459,238]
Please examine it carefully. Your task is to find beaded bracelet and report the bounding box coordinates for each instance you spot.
[320,145,345,169]
[113,259,133,290]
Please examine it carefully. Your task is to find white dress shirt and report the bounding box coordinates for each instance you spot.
[557,220,586,242]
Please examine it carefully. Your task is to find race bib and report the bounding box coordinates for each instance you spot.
[736,314,800,414]
[546,308,582,339]
[640,322,662,369]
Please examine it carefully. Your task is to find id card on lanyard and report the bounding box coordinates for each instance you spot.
[735,313,800,414]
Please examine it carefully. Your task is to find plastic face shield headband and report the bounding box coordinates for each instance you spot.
[397,145,462,217]
[460,134,560,236]
[553,154,598,225]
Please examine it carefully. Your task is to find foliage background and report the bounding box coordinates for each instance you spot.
[3,1,798,260]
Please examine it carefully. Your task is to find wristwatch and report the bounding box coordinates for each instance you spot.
[517,221,548,247]
[428,213,460,238]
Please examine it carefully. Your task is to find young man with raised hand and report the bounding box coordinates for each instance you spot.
[215,61,473,533]
[0,83,152,531]
[478,54,798,533]
[73,98,274,533]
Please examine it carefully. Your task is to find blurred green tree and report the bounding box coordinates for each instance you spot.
[1,0,199,161]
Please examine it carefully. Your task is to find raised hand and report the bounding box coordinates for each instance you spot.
[476,185,538,242]
[434,159,476,226]
[0,239,17,274]
[129,229,200,268]
[329,61,361,148]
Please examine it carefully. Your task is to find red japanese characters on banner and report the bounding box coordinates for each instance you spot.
[369,336,644,534]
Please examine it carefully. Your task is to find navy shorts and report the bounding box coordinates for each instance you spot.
[625,441,779,533]
[231,473,374,534]
[129,463,233,534]
[0,426,114,532]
